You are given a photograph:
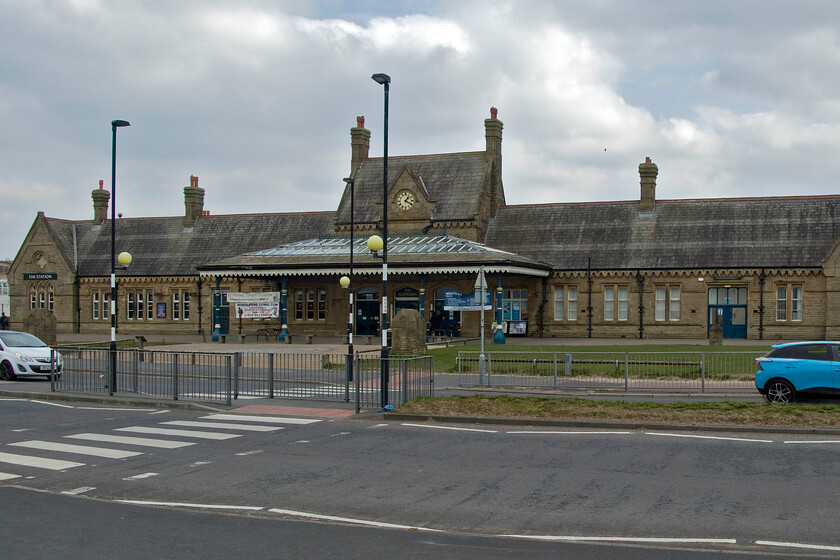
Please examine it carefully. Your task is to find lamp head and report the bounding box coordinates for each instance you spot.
[367,235,383,252]
[371,73,391,85]
[340,276,350,288]
[117,251,132,268]
[342,177,354,186]
[111,120,131,128]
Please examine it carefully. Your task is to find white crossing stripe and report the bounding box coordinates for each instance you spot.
[0,472,20,481]
[9,441,142,459]
[202,414,322,425]
[0,451,84,470]
[66,433,195,449]
[116,427,241,440]
[161,421,283,432]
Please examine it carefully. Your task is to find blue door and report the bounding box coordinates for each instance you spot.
[708,287,748,339]
[356,290,380,336]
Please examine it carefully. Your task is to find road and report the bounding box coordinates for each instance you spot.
[1,396,839,558]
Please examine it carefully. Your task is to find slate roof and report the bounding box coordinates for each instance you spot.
[485,196,840,270]
[199,233,551,277]
[335,152,492,225]
[45,212,336,277]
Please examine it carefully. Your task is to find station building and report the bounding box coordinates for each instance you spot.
[10,109,840,342]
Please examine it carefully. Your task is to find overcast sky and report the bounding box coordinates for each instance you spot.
[3,0,840,260]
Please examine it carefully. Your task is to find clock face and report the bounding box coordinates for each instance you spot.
[396,191,415,210]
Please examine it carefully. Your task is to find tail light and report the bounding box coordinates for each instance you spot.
[756,356,771,371]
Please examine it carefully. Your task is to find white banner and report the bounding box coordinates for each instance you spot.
[227,292,281,303]
[234,302,280,319]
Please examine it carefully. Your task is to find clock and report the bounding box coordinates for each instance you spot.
[396,190,415,210]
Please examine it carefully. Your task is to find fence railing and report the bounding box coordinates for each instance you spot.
[457,351,763,392]
[52,347,434,409]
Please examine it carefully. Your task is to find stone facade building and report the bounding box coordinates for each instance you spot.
[10,109,840,342]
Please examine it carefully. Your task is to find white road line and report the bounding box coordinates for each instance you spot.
[202,414,321,425]
[123,472,159,481]
[508,431,633,435]
[756,540,840,552]
[401,423,498,433]
[76,407,156,411]
[116,427,241,440]
[29,400,74,408]
[368,424,390,429]
[646,432,773,443]
[502,534,737,544]
[117,500,263,511]
[783,440,840,445]
[62,486,96,495]
[268,508,444,532]
[0,451,84,470]
[0,472,21,481]
[9,441,142,459]
[161,421,282,432]
[66,433,195,449]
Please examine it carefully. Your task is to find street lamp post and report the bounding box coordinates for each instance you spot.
[110,119,130,395]
[371,72,391,409]
[340,177,355,386]
[475,266,487,384]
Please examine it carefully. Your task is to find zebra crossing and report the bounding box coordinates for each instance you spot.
[0,413,321,481]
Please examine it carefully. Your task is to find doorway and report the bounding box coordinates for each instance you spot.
[708,287,747,339]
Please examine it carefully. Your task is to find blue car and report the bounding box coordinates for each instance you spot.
[755,341,840,402]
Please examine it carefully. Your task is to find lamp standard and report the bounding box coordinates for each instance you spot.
[110,119,130,395]
[475,266,487,384]
[371,72,391,409]
[340,176,355,385]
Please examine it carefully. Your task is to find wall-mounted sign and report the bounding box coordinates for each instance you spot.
[156,303,167,318]
[226,292,280,303]
[235,302,280,319]
[443,290,491,311]
[23,273,57,280]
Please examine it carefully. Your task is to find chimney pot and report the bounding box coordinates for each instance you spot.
[639,157,659,213]
[99,179,104,189]
[357,116,365,128]
[490,107,498,119]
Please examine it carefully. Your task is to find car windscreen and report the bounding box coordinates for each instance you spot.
[0,332,46,348]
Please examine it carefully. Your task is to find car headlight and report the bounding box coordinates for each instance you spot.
[14,352,35,363]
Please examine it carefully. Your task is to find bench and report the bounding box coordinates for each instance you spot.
[255,328,282,341]
[286,334,314,344]
[219,334,247,343]
[344,335,375,345]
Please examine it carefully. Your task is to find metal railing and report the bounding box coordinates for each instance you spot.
[457,351,762,392]
[51,346,434,409]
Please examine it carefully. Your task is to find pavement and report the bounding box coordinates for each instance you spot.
[0,333,785,431]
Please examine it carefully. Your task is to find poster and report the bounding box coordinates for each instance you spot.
[156,303,166,318]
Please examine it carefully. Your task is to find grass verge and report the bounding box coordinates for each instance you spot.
[397,394,840,429]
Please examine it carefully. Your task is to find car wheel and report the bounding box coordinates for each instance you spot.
[0,361,16,381]
[766,379,795,403]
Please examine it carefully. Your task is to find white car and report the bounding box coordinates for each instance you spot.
[0,331,62,380]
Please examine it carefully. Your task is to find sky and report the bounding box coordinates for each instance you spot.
[2,0,840,260]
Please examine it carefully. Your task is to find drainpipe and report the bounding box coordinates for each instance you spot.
[196,277,203,335]
[758,269,766,340]
[637,270,645,339]
[587,256,593,338]
[538,276,548,337]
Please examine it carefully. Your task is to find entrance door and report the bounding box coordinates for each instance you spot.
[356,290,380,335]
[708,287,747,339]
[214,290,230,335]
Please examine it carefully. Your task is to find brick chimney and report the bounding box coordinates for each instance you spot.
[350,115,370,176]
[484,107,505,216]
[91,179,110,225]
[183,175,205,228]
[639,157,658,213]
